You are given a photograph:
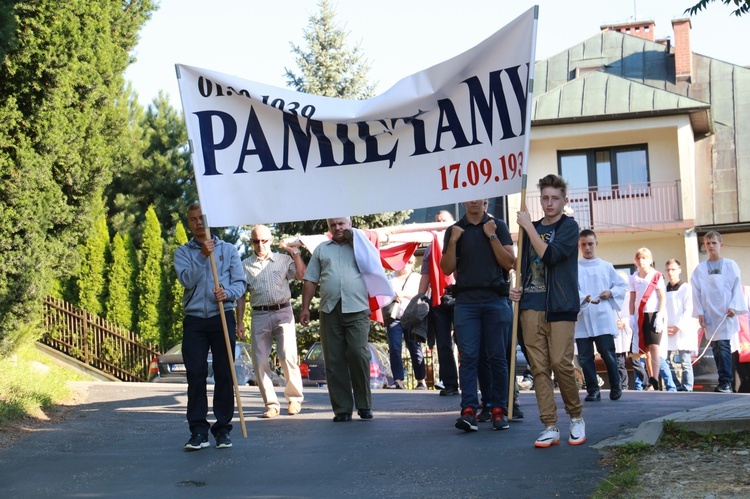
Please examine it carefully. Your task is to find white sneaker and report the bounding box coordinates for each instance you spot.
[534,426,560,448]
[569,417,586,446]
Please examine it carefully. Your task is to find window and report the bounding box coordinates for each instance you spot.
[405,197,508,224]
[558,144,649,195]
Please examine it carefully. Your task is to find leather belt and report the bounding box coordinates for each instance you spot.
[252,301,290,312]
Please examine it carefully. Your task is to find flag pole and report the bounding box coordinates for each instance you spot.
[203,215,247,439]
[507,174,527,420]
[508,5,537,419]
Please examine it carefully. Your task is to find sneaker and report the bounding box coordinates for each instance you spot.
[491,407,509,430]
[455,407,478,432]
[512,398,524,419]
[184,433,209,451]
[440,387,460,396]
[288,401,302,415]
[715,382,733,394]
[263,407,280,418]
[434,380,445,390]
[215,433,232,449]
[415,381,428,390]
[518,373,534,391]
[584,391,601,402]
[534,426,560,448]
[477,406,491,423]
[569,418,586,445]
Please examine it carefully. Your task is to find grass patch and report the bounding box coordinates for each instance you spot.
[660,418,750,449]
[594,420,750,498]
[0,341,87,425]
[593,441,651,499]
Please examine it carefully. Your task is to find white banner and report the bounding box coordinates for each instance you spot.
[177,7,537,227]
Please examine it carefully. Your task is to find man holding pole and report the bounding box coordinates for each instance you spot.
[510,174,584,448]
[174,203,247,450]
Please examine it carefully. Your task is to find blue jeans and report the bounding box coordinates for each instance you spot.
[632,357,648,390]
[478,339,491,407]
[659,357,677,391]
[668,350,694,391]
[576,334,620,395]
[387,321,426,381]
[712,339,732,385]
[454,299,512,412]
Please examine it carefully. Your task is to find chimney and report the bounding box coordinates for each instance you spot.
[600,20,656,42]
[671,18,692,82]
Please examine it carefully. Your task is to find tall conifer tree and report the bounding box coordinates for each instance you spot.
[0,0,156,354]
[136,206,165,345]
[77,213,110,316]
[105,233,136,331]
[165,221,188,348]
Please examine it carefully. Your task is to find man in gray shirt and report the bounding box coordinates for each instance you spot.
[300,217,377,422]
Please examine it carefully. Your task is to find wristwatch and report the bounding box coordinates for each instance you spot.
[291,250,300,256]
[488,234,497,241]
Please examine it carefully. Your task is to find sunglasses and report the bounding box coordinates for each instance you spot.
[251,238,270,244]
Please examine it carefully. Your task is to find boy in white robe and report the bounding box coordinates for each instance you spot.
[664,258,699,391]
[691,231,748,393]
[575,230,628,401]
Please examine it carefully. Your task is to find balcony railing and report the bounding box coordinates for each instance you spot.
[524,180,682,231]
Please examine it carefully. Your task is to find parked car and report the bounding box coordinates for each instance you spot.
[148,341,258,386]
[300,341,394,389]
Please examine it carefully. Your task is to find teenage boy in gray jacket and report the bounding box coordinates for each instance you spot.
[510,174,584,449]
[174,203,246,451]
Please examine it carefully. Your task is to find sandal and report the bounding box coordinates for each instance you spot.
[385,380,405,389]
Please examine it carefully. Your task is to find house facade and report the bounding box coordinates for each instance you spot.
[508,18,750,279]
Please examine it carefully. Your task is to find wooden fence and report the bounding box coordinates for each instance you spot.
[41,296,161,382]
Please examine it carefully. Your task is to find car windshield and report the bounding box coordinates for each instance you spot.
[306,344,324,361]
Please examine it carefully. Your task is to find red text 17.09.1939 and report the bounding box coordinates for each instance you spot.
[438,152,523,191]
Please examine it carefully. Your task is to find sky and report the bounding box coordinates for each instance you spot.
[124,0,749,110]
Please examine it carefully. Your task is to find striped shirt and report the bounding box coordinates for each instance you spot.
[242,252,296,308]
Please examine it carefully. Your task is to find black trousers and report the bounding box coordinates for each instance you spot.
[182,311,236,436]
[429,303,458,390]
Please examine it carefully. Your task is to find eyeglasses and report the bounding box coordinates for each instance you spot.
[251,238,270,244]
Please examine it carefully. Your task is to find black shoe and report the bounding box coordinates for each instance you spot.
[649,377,660,391]
[333,413,352,422]
[610,389,622,401]
[714,382,733,393]
[477,406,491,423]
[512,398,524,419]
[491,408,510,430]
[184,433,209,451]
[357,409,373,420]
[440,387,460,396]
[455,408,478,432]
[215,433,232,449]
[584,391,601,402]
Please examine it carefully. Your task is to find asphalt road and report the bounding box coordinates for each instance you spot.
[0,382,744,498]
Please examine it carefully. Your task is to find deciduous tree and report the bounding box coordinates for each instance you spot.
[686,0,750,16]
